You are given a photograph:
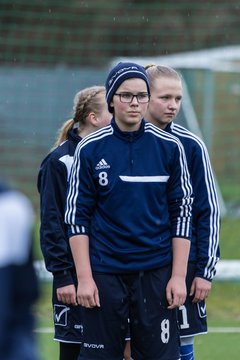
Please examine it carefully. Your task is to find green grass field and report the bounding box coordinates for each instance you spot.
[34,216,240,359]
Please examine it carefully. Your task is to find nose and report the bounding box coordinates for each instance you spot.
[130,95,139,105]
[168,99,177,109]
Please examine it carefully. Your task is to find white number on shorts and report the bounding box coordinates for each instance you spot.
[161,319,170,343]
[179,305,190,329]
[98,172,108,186]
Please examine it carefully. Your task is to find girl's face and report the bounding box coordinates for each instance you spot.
[110,78,149,132]
[146,77,182,129]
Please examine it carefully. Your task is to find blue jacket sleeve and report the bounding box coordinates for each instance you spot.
[65,145,97,236]
[38,156,74,287]
[167,141,193,240]
[191,141,220,280]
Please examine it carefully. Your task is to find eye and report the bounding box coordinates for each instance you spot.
[137,93,149,101]
[121,93,132,100]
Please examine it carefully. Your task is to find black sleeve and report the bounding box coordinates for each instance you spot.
[38,156,74,287]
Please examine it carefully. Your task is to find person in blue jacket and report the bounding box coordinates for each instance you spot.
[37,86,111,360]
[0,180,39,360]
[65,61,194,360]
[145,64,220,360]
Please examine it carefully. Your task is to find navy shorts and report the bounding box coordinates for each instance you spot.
[79,266,180,360]
[52,277,83,343]
[177,263,208,338]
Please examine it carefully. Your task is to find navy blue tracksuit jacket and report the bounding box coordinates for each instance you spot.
[65,119,193,274]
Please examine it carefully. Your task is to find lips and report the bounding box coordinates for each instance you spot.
[128,112,140,116]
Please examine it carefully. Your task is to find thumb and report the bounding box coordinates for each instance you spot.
[166,287,173,306]
[94,288,101,307]
[189,281,195,297]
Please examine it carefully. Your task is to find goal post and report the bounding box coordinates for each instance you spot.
[180,78,227,217]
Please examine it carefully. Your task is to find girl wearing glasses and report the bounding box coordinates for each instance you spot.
[65,62,193,360]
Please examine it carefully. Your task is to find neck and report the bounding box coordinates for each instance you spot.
[78,126,96,138]
[115,118,142,132]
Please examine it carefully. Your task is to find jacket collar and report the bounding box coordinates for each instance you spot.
[68,128,82,143]
[165,122,173,133]
[111,118,145,141]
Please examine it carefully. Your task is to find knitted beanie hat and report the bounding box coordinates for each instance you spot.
[105,62,150,113]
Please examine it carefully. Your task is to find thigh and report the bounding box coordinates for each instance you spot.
[59,342,80,360]
[79,273,129,360]
[130,266,180,360]
[178,263,207,338]
[52,279,83,344]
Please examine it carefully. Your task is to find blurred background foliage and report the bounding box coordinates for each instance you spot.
[1,0,240,67]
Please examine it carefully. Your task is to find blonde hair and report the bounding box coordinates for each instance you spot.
[145,64,182,87]
[54,85,106,147]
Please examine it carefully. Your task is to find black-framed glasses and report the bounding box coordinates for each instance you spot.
[114,92,150,103]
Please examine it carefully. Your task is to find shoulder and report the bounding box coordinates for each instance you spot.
[145,122,171,138]
[144,122,185,147]
[41,139,78,168]
[76,125,113,152]
[38,145,70,192]
[171,123,207,150]
[51,138,77,158]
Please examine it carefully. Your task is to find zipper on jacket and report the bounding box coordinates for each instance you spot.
[128,134,134,175]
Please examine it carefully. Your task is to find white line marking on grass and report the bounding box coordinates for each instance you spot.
[34,327,53,333]
[34,260,240,281]
[208,327,240,333]
[35,327,240,334]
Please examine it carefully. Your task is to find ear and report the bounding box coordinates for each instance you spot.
[87,112,99,127]
[110,100,114,111]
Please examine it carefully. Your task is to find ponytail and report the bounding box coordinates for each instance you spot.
[53,119,74,147]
